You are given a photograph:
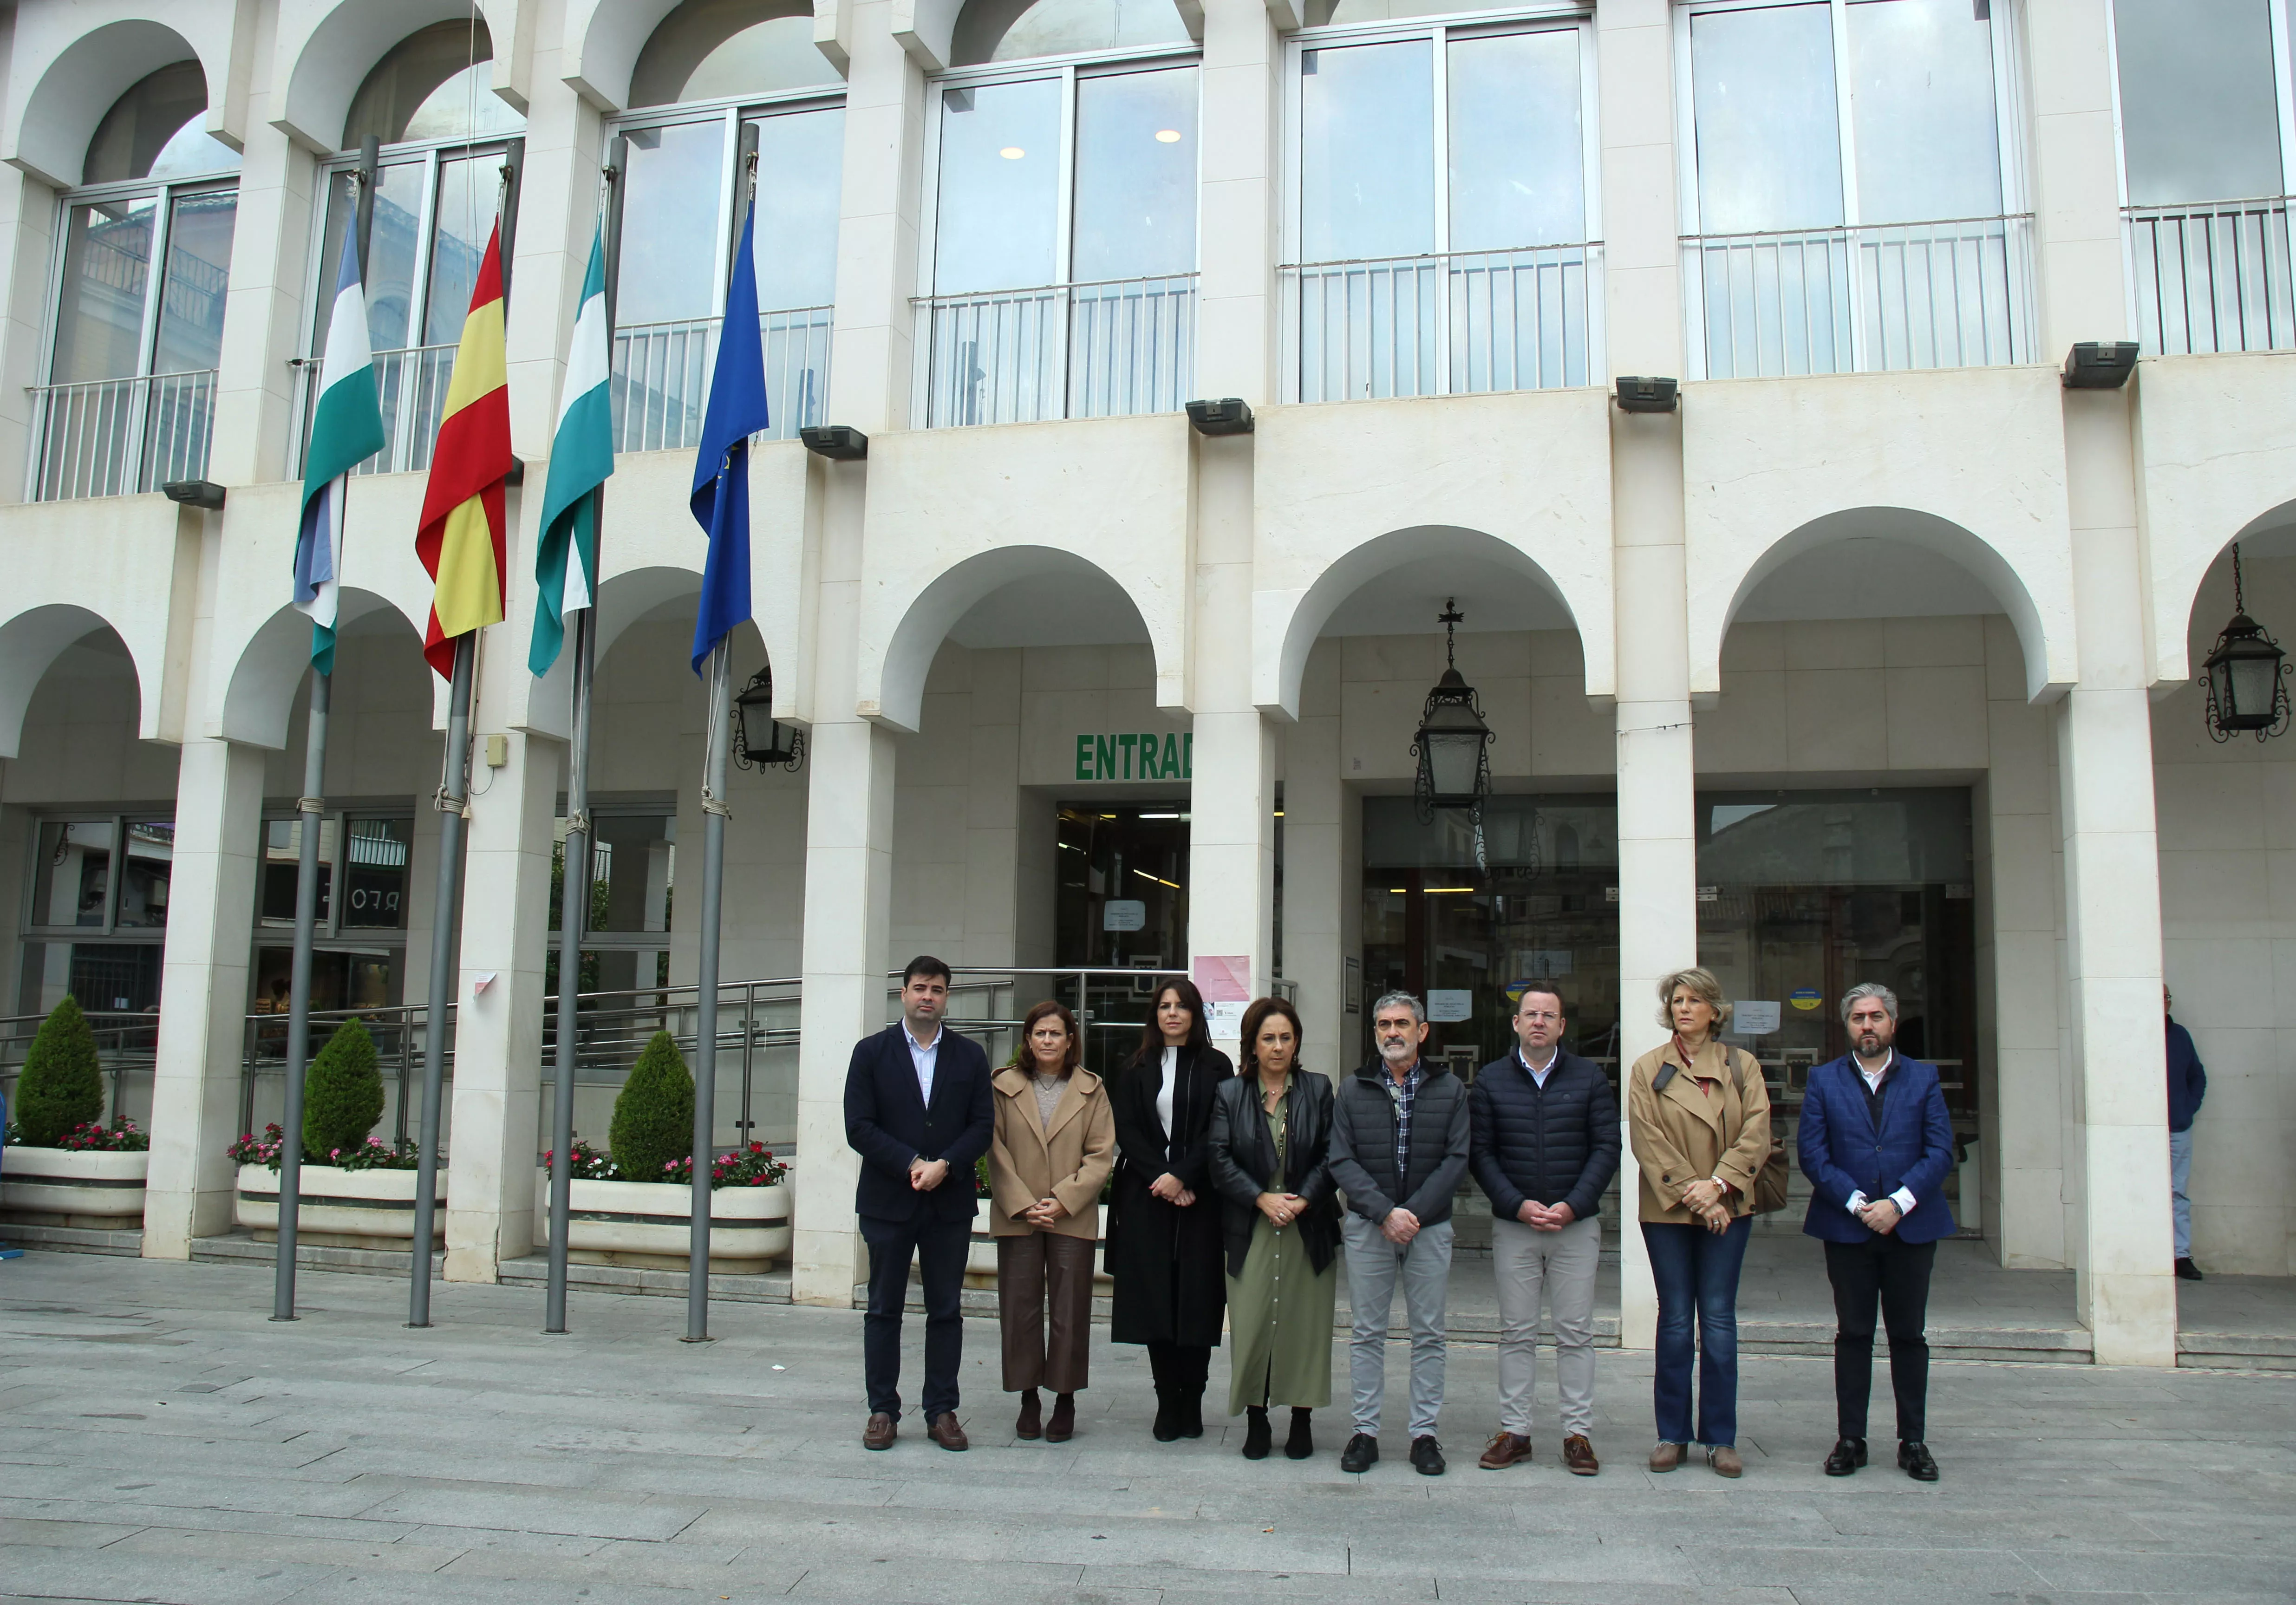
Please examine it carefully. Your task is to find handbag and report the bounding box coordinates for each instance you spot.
[1650,1046,1790,1215]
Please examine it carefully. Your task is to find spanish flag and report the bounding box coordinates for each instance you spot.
[415,219,512,680]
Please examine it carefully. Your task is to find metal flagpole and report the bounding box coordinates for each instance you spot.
[685,639,732,1343]
[546,138,625,1335]
[410,635,474,1327]
[275,134,379,1324]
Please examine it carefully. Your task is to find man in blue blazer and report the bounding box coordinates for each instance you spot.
[846,955,994,1453]
[1798,982,1957,1482]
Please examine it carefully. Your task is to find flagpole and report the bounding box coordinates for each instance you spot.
[686,636,732,1343]
[546,140,625,1335]
[274,136,380,1324]
[410,633,474,1327]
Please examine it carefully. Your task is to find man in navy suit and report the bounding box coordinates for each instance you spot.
[1798,982,1956,1482]
[846,955,994,1452]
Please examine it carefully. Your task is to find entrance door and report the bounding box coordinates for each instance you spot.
[1054,802,1189,1074]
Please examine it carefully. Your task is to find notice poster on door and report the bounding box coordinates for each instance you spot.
[1428,989,1474,1023]
[1734,1000,1782,1036]
[1102,899,1146,932]
[1193,955,1252,1002]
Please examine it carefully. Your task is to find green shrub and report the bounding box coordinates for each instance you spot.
[14,995,103,1147]
[610,1031,694,1183]
[302,1018,384,1161]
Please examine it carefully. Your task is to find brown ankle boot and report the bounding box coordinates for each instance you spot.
[1015,1389,1042,1440]
[1045,1392,1076,1442]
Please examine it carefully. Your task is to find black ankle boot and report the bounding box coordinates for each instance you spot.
[1180,1389,1205,1438]
[1286,1408,1315,1460]
[1152,1390,1180,1442]
[1242,1405,1272,1459]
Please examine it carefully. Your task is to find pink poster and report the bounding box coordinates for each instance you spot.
[1192,954,1252,1003]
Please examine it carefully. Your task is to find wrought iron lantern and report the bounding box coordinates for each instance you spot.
[732,667,806,771]
[2200,544,2290,743]
[1411,600,1494,822]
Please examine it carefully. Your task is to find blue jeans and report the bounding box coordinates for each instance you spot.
[1643,1215,1752,1448]
[2170,1127,2194,1259]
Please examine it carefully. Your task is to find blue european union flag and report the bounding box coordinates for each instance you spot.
[690,198,771,673]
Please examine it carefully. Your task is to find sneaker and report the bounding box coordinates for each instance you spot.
[1409,1435,1446,1476]
[1340,1432,1380,1473]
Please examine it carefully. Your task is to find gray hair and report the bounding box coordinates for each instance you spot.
[1370,991,1426,1025]
[1841,982,1898,1024]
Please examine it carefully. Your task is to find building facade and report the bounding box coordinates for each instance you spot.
[0,0,2290,1367]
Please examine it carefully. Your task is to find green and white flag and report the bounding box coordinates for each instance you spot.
[531,225,615,676]
[293,226,387,674]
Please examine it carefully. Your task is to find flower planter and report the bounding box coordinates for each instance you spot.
[966,1224,1112,1291]
[0,1147,147,1227]
[235,1163,442,1247]
[535,1173,791,1273]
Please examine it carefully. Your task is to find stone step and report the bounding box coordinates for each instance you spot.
[190,1231,441,1278]
[496,1254,792,1305]
[0,1223,143,1256]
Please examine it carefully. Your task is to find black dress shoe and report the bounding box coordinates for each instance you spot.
[1823,1437,1868,1476]
[1285,1408,1315,1460]
[1242,1406,1272,1460]
[2176,1257,2204,1281]
[1340,1432,1380,1473]
[1898,1441,1938,1481]
[1409,1435,1446,1476]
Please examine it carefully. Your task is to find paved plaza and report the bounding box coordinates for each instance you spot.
[1,1251,2292,1605]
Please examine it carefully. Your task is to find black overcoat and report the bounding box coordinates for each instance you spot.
[1104,1043,1233,1348]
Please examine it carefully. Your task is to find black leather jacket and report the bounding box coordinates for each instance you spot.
[1208,1070,1339,1278]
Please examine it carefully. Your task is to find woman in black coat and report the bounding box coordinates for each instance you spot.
[1106,979,1233,1441]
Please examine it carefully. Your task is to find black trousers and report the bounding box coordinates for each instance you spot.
[861,1212,972,1423]
[1824,1236,1937,1443]
[1146,1338,1212,1398]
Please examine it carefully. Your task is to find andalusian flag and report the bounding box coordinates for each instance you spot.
[293,227,386,674]
[415,218,512,680]
[530,225,613,677]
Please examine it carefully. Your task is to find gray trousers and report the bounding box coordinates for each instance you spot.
[1341,1212,1453,1438]
[1492,1213,1600,1438]
[2170,1127,2194,1259]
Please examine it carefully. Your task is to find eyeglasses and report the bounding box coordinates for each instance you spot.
[1518,1011,1562,1024]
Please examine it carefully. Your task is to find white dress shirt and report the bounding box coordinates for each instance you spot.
[1517,1044,1560,1087]
[1843,1049,1918,1218]
[1157,1045,1179,1137]
[905,1021,942,1106]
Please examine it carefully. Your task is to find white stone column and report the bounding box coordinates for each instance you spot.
[1196,0,1281,408]
[143,736,267,1258]
[0,162,58,505]
[1597,0,1692,1351]
[1282,657,1344,1082]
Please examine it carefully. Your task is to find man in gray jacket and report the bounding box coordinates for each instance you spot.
[1327,992,1472,1476]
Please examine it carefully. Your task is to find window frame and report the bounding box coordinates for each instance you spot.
[251,803,416,951]
[20,809,178,943]
[553,796,679,954]
[2102,0,2296,208]
[41,167,242,395]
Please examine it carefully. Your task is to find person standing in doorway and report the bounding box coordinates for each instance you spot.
[2166,986,2207,1281]
[1108,979,1233,1441]
[1468,984,1619,1476]
[845,955,994,1453]
[1210,996,1338,1461]
[1327,992,1470,1476]
[1799,982,1956,1482]
[1626,967,1770,1479]
[989,1000,1115,1443]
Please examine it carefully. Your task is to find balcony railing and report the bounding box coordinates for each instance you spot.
[1684,214,2035,380]
[917,273,1195,428]
[612,308,831,454]
[2126,196,2296,356]
[1284,245,1598,403]
[26,369,217,501]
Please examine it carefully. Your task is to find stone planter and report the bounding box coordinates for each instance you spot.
[0,1147,147,1227]
[236,1163,441,1247]
[535,1173,791,1272]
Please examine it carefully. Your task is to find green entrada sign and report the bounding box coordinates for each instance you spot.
[1074,731,1194,781]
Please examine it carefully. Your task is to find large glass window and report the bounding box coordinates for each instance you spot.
[18,814,174,1017]
[921,57,1199,425]
[34,63,237,501]
[2112,0,2296,355]
[1681,0,2027,378]
[1288,17,1595,402]
[249,810,411,1018]
[548,808,677,999]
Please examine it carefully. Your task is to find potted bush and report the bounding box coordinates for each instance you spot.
[533,1031,792,1272]
[233,1019,439,1246]
[1,996,148,1229]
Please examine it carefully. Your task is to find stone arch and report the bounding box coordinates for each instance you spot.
[562,0,844,111]
[861,545,1165,733]
[1694,508,2074,705]
[2157,496,2296,691]
[3,16,226,189]
[1255,524,1596,722]
[219,590,430,750]
[0,606,153,761]
[271,0,526,153]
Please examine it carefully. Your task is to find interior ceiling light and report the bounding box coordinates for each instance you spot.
[999,146,1025,159]
[1155,129,1182,142]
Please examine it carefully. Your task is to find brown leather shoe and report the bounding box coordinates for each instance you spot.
[863,1412,896,1450]
[927,1411,970,1452]
[1563,1434,1599,1476]
[1648,1440,1684,1472]
[1707,1445,1743,1478]
[1477,1430,1533,1469]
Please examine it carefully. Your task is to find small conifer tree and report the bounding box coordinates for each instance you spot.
[13,995,103,1147]
[301,1018,384,1161]
[609,1031,695,1183]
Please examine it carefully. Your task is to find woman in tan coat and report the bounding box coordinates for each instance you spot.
[990,1000,1116,1442]
[1625,967,1772,1479]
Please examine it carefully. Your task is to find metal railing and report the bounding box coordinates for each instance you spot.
[908,966,1298,1080]
[240,1001,452,1148]
[918,273,1196,427]
[2126,196,2296,356]
[26,369,217,501]
[289,343,456,479]
[612,308,832,453]
[534,978,801,1158]
[1285,244,1598,403]
[1684,214,2035,379]
[0,1010,162,1132]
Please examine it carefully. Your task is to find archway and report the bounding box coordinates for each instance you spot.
[4,20,225,189]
